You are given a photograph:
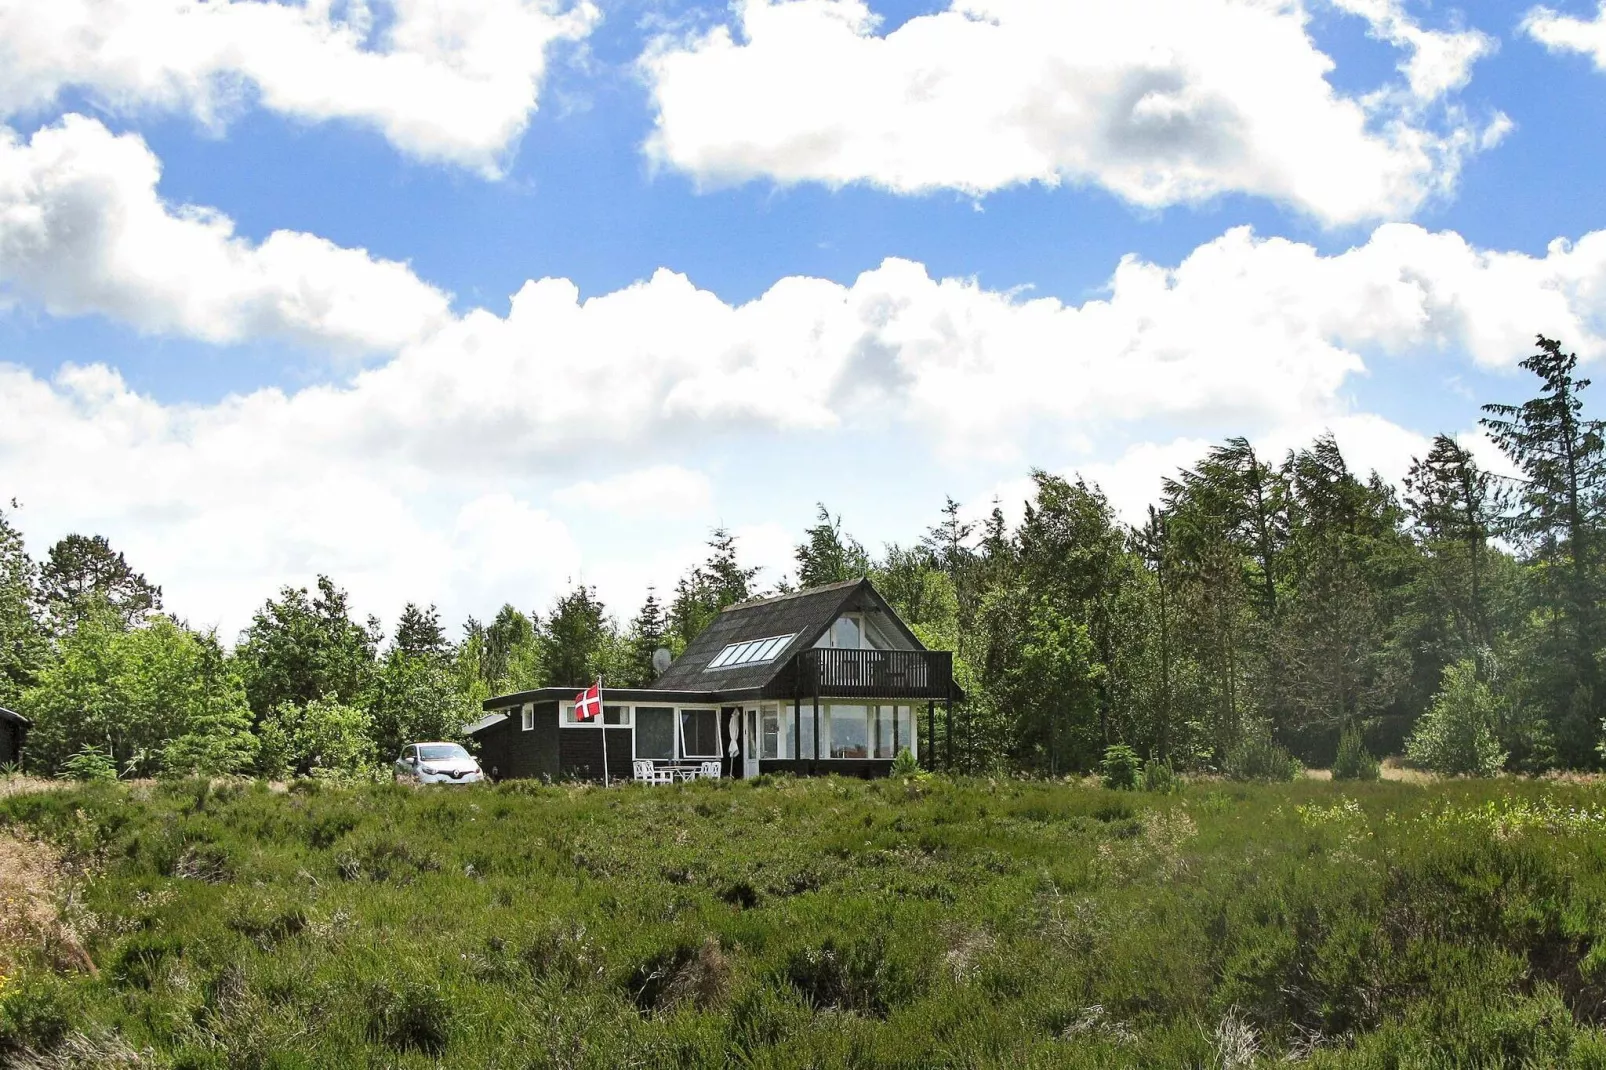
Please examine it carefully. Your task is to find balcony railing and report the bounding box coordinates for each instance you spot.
[788,648,954,701]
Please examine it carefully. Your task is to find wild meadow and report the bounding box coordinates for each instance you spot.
[6,774,1606,1068]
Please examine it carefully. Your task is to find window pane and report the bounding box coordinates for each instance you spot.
[873,706,896,759]
[680,709,720,757]
[603,705,628,726]
[896,706,915,759]
[829,704,869,759]
[761,705,780,760]
[708,645,737,668]
[636,707,674,759]
[832,616,860,649]
[800,707,815,760]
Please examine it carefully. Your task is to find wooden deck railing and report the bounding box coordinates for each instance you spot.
[793,648,953,700]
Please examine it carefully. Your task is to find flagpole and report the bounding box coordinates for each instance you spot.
[598,676,609,787]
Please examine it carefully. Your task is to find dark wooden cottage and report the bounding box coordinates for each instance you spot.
[469,578,961,782]
[0,705,29,768]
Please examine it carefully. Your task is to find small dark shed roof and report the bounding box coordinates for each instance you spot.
[650,577,923,692]
[0,706,30,728]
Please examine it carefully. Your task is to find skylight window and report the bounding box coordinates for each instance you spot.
[705,633,797,671]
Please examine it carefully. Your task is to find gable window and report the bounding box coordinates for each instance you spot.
[521,705,534,731]
[832,615,861,650]
[637,707,674,759]
[705,633,797,671]
[680,708,720,757]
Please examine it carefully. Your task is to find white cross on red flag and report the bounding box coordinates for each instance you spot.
[573,678,603,721]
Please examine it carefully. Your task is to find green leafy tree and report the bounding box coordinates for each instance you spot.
[22,606,254,775]
[368,650,474,760]
[257,697,376,779]
[0,504,45,711]
[235,576,380,719]
[39,533,162,632]
[1406,659,1507,776]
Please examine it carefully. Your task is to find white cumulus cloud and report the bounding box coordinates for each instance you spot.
[10,219,1606,630]
[641,0,1506,225]
[1524,3,1606,69]
[0,0,599,175]
[0,115,452,353]
[553,465,716,517]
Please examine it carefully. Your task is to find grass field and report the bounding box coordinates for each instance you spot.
[6,774,1606,1068]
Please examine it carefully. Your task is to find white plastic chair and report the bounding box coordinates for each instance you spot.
[700,761,723,780]
[634,760,671,785]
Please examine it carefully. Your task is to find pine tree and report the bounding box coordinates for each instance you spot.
[623,589,669,687]
[794,504,871,588]
[543,585,613,687]
[1481,336,1606,764]
[40,533,162,631]
[393,602,448,659]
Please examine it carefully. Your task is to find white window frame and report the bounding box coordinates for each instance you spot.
[562,703,632,727]
[677,707,721,759]
[521,705,534,732]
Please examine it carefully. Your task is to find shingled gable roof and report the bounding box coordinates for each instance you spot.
[649,577,924,693]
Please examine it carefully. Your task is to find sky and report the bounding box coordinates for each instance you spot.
[4,0,1606,641]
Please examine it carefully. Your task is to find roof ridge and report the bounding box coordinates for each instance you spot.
[723,576,865,611]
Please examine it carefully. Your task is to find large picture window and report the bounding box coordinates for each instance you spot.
[828,703,869,759]
[636,707,674,760]
[680,708,720,758]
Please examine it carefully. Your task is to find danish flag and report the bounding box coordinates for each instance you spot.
[573,678,604,722]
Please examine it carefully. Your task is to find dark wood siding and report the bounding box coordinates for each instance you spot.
[473,702,560,781]
[0,721,18,766]
[558,727,633,782]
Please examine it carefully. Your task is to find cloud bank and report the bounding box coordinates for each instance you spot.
[0,0,599,175]
[642,0,1505,225]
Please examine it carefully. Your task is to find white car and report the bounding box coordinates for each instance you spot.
[394,742,484,785]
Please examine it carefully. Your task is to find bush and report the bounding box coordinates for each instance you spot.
[1140,757,1180,794]
[1223,727,1301,782]
[1407,660,1507,777]
[1332,724,1381,781]
[890,748,921,779]
[56,746,117,783]
[1099,744,1141,790]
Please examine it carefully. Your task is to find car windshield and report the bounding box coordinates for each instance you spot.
[418,744,469,762]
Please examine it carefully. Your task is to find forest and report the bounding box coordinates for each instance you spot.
[1,335,1602,782]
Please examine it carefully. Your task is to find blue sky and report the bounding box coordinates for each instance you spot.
[3,0,1606,638]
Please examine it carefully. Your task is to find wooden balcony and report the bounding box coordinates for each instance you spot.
[775,648,956,701]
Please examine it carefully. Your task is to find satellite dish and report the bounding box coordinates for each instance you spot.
[651,647,673,675]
